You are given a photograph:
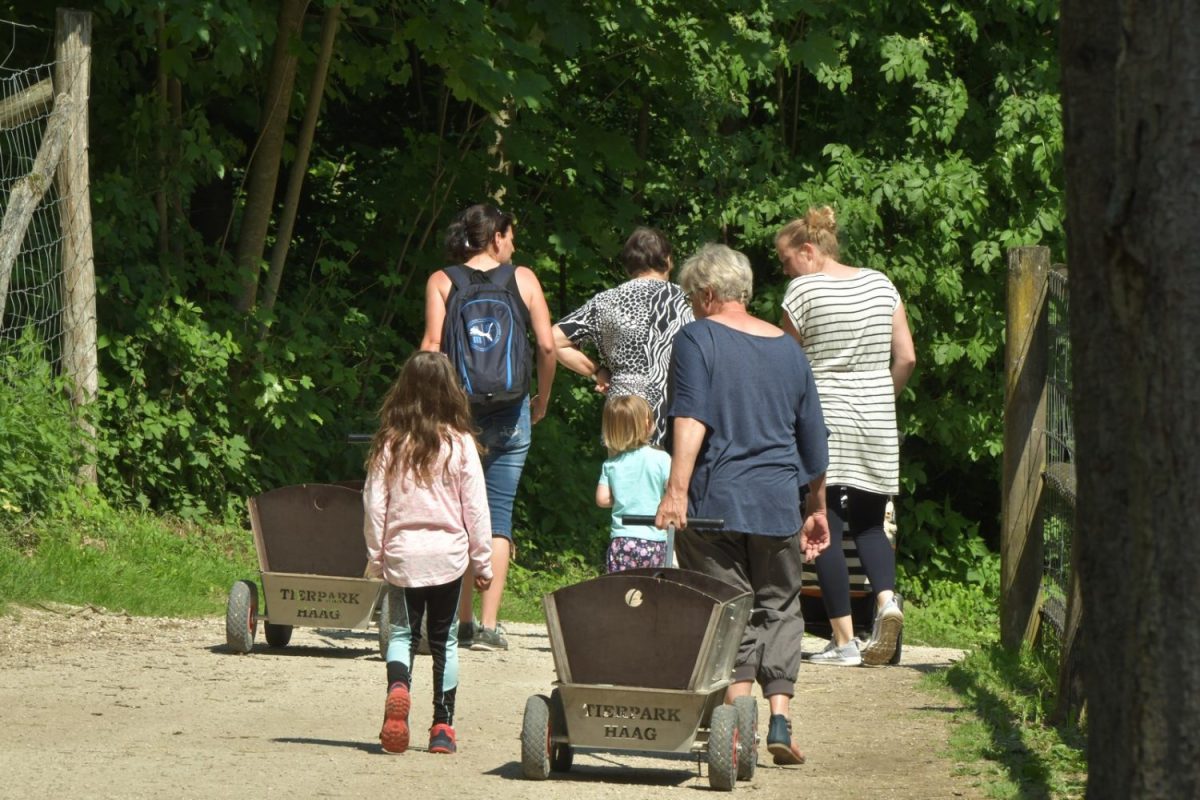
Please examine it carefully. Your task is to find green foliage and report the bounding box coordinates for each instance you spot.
[97,295,253,520]
[0,330,88,527]
[0,0,1065,588]
[903,565,1001,650]
[926,644,1087,798]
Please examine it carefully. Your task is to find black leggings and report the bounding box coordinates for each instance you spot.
[813,487,895,619]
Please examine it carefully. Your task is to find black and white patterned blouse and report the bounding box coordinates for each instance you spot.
[557,278,693,445]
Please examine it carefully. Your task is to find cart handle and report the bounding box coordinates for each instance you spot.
[347,433,371,444]
[620,515,724,529]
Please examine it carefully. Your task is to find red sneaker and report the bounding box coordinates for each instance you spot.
[428,723,457,754]
[379,684,411,754]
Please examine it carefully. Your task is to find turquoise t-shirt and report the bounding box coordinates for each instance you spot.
[598,446,672,541]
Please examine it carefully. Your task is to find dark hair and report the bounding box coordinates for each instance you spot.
[620,227,672,277]
[444,204,514,262]
[366,351,478,487]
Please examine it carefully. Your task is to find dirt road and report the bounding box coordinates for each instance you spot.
[0,604,981,799]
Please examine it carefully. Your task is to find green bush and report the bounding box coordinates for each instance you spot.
[0,329,87,533]
[902,553,1001,650]
[97,295,254,521]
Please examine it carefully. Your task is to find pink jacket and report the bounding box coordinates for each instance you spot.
[363,429,493,588]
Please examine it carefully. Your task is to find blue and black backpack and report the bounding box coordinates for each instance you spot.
[441,263,532,411]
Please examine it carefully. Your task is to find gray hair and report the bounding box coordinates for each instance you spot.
[677,243,753,304]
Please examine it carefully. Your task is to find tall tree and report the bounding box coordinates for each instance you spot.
[1061,1,1200,795]
[260,2,341,330]
[233,0,309,314]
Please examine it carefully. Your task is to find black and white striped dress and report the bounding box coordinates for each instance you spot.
[557,278,693,446]
[782,269,900,495]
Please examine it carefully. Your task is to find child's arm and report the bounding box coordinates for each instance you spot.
[596,463,613,507]
[362,454,388,580]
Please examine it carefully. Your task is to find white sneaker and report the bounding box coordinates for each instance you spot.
[806,638,862,667]
[861,598,904,666]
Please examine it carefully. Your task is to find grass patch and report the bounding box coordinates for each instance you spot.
[903,577,1001,650]
[897,568,1086,797]
[1,500,256,617]
[920,641,1086,799]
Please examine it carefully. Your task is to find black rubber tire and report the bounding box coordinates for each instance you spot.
[707,703,739,791]
[225,580,257,654]
[264,622,292,648]
[520,694,552,780]
[549,688,573,772]
[733,696,757,781]
[376,589,391,659]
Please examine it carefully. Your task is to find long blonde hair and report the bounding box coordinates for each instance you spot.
[775,205,840,260]
[367,352,478,486]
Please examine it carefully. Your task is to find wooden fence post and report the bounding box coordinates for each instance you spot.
[1001,246,1049,650]
[55,7,97,485]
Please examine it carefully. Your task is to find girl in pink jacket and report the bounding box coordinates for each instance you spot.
[364,351,493,755]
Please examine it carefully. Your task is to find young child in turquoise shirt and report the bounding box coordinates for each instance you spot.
[595,395,671,572]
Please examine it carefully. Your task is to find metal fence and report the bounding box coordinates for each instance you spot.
[1041,266,1075,636]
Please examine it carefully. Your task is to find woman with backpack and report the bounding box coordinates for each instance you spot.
[420,203,557,652]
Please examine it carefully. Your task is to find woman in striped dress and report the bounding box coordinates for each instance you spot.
[777,207,916,666]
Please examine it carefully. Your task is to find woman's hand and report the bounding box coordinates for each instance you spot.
[799,510,830,562]
[530,393,548,424]
[593,366,611,393]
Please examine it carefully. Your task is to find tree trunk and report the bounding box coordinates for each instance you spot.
[259,2,340,332]
[155,8,169,263]
[232,0,309,315]
[1061,1,1200,796]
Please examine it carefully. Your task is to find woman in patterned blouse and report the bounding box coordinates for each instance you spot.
[552,227,693,446]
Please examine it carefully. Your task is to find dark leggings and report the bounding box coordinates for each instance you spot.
[813,486,895,619]
[382,579,462,725]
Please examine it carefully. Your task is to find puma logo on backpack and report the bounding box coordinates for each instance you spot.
[441,264,532,410]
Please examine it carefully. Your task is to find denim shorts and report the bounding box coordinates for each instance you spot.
[474,398,532,540]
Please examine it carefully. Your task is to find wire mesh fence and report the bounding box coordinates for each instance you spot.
[0,13,95,407]
[0,55,66,375]
[1041,266,1074,636]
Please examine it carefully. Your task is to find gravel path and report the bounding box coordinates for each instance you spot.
[0,603,983,799]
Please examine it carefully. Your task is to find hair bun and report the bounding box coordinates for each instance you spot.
[806,205,837,234]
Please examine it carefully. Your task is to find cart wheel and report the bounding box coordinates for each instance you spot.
[549,688,573,772]
[707,703,739,791]
[225,580,258,654]
[520,694,552,780]
[733,696,757,781]
[264,622,293,648]
[376,589,391,659]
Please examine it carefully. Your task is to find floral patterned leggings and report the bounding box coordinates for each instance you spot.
[605,536,668,573]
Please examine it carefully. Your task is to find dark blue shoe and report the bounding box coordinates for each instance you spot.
[766,714,805,765]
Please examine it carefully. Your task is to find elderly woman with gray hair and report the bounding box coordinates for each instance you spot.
[654,243,831,766]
